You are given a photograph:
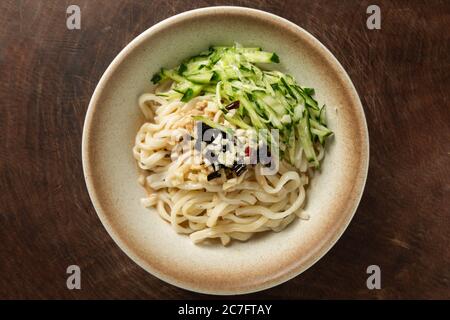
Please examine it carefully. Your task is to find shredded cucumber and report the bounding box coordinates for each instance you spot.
[192,116,234,135]
[150,44,333,168]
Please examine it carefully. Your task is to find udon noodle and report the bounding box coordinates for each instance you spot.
[133,90,325,245]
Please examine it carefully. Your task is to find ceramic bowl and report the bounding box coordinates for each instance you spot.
[82,6,369,295]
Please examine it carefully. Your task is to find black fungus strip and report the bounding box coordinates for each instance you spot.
[236,168,247,176]
[231,162,245,171]
[225,101,240,110]
[207,171,221,181]
[231,163,247,176]
[199,122,226,142]
[200,122,212,134]
[225,168,234,179]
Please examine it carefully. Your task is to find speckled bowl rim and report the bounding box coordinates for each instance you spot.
[82,6,369,295]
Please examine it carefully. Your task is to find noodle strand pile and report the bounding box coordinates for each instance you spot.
[133,93,324,245]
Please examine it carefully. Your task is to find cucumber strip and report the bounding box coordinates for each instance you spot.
[319,105,327,125]
[186,71,215,84]
[202,85,216,94]
[178,63,187,75]
[173,81,193,93]
[263,72,281,84]
[172,75,204,98]
[262,75,276,96]
[181,88,194,102]
[298,111,319,167]
[155,91,183,100]
[260,95,288,116]
[215,81,224,110]
[222,66,240,80]
[151,44,333,168]
[223,113,252,129]
[311,128,333,145]
[211,46,231,51]
[239,95,267,130]
[222,82,235,99]
[237,47,263,53]
[161,68,185,83]
[310,118,333,145]
[251,98,269,119]
[192,116,234,135]
[293,102,305,123]
[280,77,298,101]
[293,85,318,109]
[303,87,315,96]
[288,130,296,165]
[255,98,283,129]
[181,84,203,102]
[308,106,321,119]
[310,118,332,134]
[151,71,163,84]
[182,63,209,76]
[230,81,265,93]
[242,51,280,64]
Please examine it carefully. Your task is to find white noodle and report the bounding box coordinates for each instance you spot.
[133,93,321,245]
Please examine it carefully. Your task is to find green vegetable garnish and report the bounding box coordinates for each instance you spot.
[151,44,333,167]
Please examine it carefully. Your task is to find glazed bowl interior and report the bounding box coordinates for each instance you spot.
[83,6,369,295]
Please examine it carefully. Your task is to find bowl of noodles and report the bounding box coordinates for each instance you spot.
[82,6,369,294]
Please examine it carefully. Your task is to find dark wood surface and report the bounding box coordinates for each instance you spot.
[0,0,449,299]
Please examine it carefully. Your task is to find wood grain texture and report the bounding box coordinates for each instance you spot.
[0,0,448,299]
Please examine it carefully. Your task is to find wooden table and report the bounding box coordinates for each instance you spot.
[0,0,448,299]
